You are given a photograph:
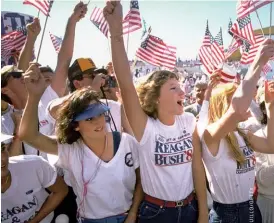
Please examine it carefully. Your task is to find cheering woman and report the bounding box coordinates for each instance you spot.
[19,64,142,223]
[104,1,208,223]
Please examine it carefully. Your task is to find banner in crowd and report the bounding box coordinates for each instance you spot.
[1,11,33,67]
[1,11,33,36]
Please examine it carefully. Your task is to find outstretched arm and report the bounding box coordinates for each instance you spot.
[205,39,274,143]
[19,64,58,155]
[51,2,87,97]
[104,1,147,142]
[18,18,41,71]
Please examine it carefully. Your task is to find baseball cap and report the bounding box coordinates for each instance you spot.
[68,58,108,82]
[73,102,110,121]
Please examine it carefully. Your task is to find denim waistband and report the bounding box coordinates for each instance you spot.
[80,213,127,221]
[213,199,255,209]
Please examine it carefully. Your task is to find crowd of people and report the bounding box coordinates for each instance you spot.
[1,1,274,223]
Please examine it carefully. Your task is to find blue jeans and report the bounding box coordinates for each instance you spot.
[79,214,126,223]
[138,199,198,223]
[209,200,262,223]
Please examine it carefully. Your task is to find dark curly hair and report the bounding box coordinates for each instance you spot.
[55,87,100,144]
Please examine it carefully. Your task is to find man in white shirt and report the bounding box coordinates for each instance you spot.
[184,80,208,117]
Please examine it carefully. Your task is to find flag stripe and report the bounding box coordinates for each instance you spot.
[237,0,273,19]
[241,35,265,64]
[136,34,176,69]
[230,15,255,44]
[122,0,142,35]
[23,0,53,16]
[90,7,108,37]
[49,32,63,53]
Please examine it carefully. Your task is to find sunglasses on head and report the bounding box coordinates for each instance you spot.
[1,71,22,87]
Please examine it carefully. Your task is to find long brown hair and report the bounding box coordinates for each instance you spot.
[55,87,100,144]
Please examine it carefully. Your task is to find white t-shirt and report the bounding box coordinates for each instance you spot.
[254,127,274,199]
[1,86,58,160]
[138,112,196,201]
[1,104,15,140]
[45,98,122,186]
[56,133,139,219]
[1,155,57,223]
[202,131,256,204]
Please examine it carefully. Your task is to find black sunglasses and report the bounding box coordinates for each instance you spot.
[1,71,22,87]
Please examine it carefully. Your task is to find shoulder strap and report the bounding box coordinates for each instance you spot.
[112,131,121,155]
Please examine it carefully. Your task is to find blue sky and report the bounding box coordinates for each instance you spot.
[1,0,273,69]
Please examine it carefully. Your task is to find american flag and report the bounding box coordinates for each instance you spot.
[228,18,234,37]
[211,28,225,67]
[226,18,243,60]
[123,0,142,35]
[262,62,272,74]
[49,33,63,53]
[1,27,27,65]
[198,21,215,73]
[230,15,256,45]
[23,0,54,16]
[90,7,108,38]
[225,38,243,59]
[136,34,176,70]
[240,34,265,64]
[237,0,273,19]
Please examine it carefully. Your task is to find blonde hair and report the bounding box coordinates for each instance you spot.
[208,83,251,164]
[136,70,179,119]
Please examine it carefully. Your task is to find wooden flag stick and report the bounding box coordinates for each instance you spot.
[270,2,272,39]
[36,14,49,62]
[255,10,265,36]
[37,10,40,18]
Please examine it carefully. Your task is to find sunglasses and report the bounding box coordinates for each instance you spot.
[1,71,22,87]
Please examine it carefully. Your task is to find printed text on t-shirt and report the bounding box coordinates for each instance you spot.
[154,134,193,166]
[236,146,256,174]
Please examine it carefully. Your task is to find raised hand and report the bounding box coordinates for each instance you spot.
[204,69,221,101]
[71,1,88,22]
[103,0,123,36]
[23,63,47,98]
[255,38,274,66]
[26,18,41,39]
[209,69,221,89]
[91,73,106,91]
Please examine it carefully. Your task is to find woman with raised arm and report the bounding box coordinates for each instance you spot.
[199,39,274,223]
[104,1,208,223]
[18,64,143,223]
